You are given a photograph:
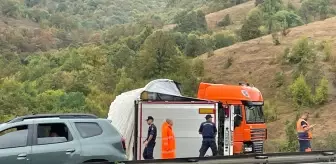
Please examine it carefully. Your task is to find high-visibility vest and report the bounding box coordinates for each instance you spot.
[296,118,312,140]
[161,122,176,159]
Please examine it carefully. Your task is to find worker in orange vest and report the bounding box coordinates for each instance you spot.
[161,118,176,159]
[296,111,316,152]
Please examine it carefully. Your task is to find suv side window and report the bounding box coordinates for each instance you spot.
[37,123,73,145]
[0,125,28,149]
[75,122,102,138]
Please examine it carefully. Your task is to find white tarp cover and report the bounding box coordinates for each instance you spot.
[107,79,182,159]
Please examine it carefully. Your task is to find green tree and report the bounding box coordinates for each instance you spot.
[0,0,21,18]
[110,44,135,69]
[174,10,208,33]
[184,33,207,57]
[299,0,332,23]
[240,8,263,41]
[263,100,278,122]
[60,92,87,111]
[286,37,315,65]
[35,90,65,113]
[314,77,329,105]
[259,0,284,33]
[213,32,235,49]
[217,14,231,27]
[272,10,304,30]
[136,31,181,79]
[289,74,313,107]
[279,119,298,152]
[0,79,35,118]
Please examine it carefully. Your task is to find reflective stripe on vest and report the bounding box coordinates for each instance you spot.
[162,150,175,154]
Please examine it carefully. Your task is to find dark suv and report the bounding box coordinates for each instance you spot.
[0,114,127,164]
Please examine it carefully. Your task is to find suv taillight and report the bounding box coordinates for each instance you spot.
[121,136,126,151]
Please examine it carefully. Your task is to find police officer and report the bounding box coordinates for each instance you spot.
[143,116,157,159]
[198,114,218,157]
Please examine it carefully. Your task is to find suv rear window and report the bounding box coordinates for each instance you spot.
[75,122,102,138]
[37,123,73,145]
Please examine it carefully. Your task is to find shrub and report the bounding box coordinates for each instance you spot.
[263,100,278,122]
[287,37,315,64]
[274,71,285,88]
[212,32,236,49]
[322,40,332,61]
[279,119,299,152]
[289,74,313,107]
[240,8,263,41]
[224,56,233,69]
[191,59,204,77]
[217,14,231,27]
[184,33,208,57]
[314,77,329,105]
[272,32,281,45]
[174,10,208,33]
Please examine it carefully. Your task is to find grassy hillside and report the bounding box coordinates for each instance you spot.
[0,0,245,121]
[201,16,336,151]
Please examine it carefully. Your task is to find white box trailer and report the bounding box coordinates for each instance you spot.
[107,79,234,161]
[133,100,235,160]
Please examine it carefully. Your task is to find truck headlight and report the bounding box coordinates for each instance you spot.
[244,146,253,152]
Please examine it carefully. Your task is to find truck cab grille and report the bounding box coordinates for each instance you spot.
[250,128,266,141]
[253,141,264,154]
[250,128,266,154]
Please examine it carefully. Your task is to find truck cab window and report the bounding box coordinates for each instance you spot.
[245,106,265,123]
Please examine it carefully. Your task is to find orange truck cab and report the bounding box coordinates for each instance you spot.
[197,82,267,154]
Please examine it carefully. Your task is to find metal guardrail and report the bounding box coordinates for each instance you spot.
[109,151,336,164]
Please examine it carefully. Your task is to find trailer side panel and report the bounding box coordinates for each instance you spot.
[136,101,218,160]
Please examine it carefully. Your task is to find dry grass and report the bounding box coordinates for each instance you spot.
[205,0,255,30]
[205,0,302,30]
[201,17,336,149]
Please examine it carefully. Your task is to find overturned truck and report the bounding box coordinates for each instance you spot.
[107,79,235,160]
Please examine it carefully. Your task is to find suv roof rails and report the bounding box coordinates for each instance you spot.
[7,113,98,123]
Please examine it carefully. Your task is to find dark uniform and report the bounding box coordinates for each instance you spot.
[198,115,218,157]
[143,122,157,159]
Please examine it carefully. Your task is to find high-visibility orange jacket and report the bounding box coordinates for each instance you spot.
[296,118,312,140]
[161,122,176,159]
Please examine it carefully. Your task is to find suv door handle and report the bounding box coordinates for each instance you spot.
[17,153,27,160]
[65,148,75,154]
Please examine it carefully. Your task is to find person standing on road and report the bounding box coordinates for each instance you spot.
[143,116,157,159]
[161,118,176,159]
[296,111,316,152]
[199,114,218,157]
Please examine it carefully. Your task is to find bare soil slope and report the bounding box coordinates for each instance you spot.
[201,17,336,151]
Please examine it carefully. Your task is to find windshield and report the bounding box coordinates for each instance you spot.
[245,105,265,123]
